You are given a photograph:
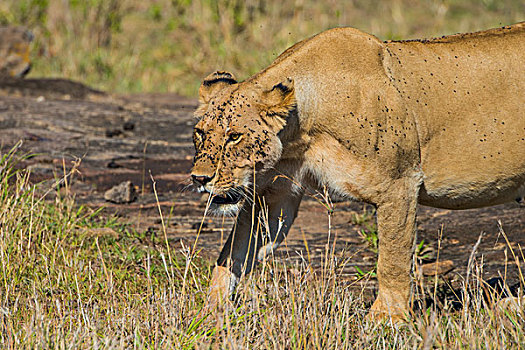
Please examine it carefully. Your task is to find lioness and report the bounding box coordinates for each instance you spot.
[191,22,525,319]
[0,26,33,78]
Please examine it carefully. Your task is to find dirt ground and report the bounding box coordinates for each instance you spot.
[1,78,523,297]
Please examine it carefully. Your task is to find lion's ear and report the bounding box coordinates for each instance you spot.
[260,78,296,130]
[198,71,237,105]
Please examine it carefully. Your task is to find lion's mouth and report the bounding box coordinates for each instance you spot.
[211,191,243,205]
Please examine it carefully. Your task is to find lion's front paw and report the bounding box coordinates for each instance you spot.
[205,266,237,310]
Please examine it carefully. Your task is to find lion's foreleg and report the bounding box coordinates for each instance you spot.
[256,190,303,263]
[208,187,303,307]
[370,175,421,321]
[207,203,255,307]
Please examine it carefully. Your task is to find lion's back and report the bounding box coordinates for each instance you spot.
[384,23,525,209]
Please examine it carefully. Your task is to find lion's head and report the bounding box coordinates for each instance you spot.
[0,26,33,78]
[191,71,296,215]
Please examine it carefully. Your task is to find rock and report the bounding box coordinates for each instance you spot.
[419,260,455,276]
[104,181,137,204]
[483,277,522,302]
[107,160,121,168]
[0,78,105,100]
[0,26,33,79]
[192,222,208,230]
[105,129,123,138]
[123,121,135,131]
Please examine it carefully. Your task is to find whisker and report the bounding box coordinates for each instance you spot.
[231,186,253,205]
[180,183,195,193]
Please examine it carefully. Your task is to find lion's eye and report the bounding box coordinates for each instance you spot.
[227,133,242,143]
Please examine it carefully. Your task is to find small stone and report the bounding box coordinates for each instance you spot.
[104,181,137,204]
[107,160,121,168]
[419,260,455,276]
[105,129,122,138]
[192,222,208,230]
[123,121,135,131]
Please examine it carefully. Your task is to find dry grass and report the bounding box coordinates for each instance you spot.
[1,0,523,95]
[1,2,524,347]
[1,147,524,348]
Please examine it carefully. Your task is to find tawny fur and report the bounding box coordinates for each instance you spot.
[191,22,525,320]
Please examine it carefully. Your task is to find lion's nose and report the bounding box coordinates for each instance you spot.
[192,174,212,187]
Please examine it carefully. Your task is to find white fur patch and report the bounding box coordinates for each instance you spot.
[208,202,243,217]
[257,242,280,262]
[228,272,239,295]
